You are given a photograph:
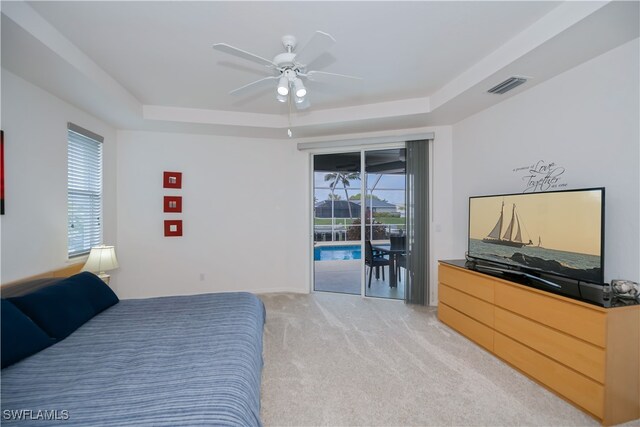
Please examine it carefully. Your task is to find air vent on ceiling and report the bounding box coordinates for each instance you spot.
[487,77,527,94]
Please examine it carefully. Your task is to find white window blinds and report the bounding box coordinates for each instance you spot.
[67,123,103,257]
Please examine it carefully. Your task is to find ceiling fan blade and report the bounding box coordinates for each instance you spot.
[212,43,277,68]
[229,76,278,96]
[295,97,311,110]
[305,70,362,81]
[294,31,336,67]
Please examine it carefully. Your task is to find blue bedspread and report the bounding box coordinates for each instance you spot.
[1,292,265,426]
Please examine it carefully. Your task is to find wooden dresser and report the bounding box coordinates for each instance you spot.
[438,260,640,426]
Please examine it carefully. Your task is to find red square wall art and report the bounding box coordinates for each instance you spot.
[164,220,183,237]
[163,171,182,189]
[163,196,182,213]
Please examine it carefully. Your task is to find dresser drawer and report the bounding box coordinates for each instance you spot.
[439,302,493,351]
[440,283,494,327]
[494,282,606,347]
[439,264,494,303]
[495,332,604,418]
[494,307,605,383]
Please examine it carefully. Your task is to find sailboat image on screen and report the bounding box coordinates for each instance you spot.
[482,201,533,248]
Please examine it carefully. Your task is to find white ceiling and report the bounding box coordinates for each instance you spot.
[27,1,559,113]
[2,1,638,139]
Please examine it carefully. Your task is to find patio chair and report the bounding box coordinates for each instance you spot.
[390,235,406,282]
[390,235,405,251]
[365,241,389,288]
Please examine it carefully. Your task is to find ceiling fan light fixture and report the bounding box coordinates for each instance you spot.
[214,31,362,114]
[277,76,289,96]
[293,78,307,98]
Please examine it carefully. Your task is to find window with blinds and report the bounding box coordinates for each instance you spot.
[67,123,103,257]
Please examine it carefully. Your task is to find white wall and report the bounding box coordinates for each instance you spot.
[451,39,640,282]
[115,130,309,298]
[115,126,455,302]
[0,70,117,284]
[429,127,454,303]
[0,65,455,301]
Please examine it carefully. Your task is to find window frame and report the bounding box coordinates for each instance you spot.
[67,122,104,259]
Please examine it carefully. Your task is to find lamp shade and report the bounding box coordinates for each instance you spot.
[277,76,289,96]
[293,78,306,98]
[81,245,119,274]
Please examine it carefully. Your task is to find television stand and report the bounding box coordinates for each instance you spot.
[438,260,639,426]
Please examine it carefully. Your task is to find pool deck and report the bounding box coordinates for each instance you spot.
[314,260,405,299]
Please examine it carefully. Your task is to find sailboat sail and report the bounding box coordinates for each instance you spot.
[514,213,523,243]
[487,203,504,239]
[483,203,531,248]
[502,205,516,241]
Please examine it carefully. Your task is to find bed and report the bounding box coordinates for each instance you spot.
[1,273,266,426]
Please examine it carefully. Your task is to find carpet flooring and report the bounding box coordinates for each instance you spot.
[259,292,639,427]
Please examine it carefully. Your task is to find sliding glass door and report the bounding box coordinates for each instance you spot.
[363,149,406,299]
[312,148,407,299]
[313,152,362,295]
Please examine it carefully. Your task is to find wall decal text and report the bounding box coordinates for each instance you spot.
[513,160,567,193]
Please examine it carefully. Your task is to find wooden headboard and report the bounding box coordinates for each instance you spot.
[1,263,84,298]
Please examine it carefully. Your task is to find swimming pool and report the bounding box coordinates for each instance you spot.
[314,245,361,261]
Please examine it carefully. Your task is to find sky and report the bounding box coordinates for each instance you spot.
[313,172,405,205]
[469,190,603,256]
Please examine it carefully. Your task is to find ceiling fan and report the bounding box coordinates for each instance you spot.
[212,31,361,110]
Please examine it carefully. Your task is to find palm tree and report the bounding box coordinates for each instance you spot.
[324,172,360,218]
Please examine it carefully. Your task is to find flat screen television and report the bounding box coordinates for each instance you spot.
[468,188,604,284]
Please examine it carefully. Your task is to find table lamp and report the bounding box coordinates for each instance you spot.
[82,245,119,284]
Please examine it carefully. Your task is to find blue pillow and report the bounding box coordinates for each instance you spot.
[67,272,119,314]
[8,272,119,340]
[1,299,55,368]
